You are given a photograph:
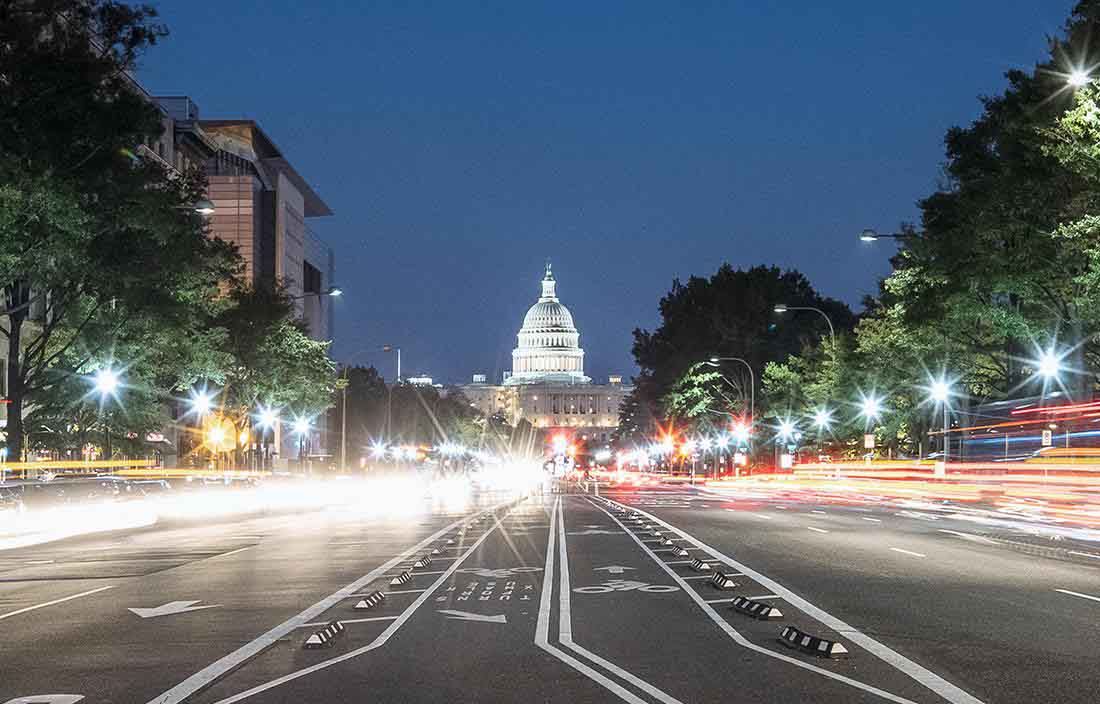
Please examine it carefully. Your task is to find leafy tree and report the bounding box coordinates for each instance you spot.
[1,1,238,459]
[630,264,854,440]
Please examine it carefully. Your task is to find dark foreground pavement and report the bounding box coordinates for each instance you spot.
[4,485,1095,703]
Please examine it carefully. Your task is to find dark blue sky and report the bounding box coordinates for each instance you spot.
[140,1,1073,384]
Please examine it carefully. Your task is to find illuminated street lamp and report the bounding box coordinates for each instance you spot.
[90,367,122,460]
[777,419,797,441]
[926,377,953,462]
[293,417,311,471]
[706,356,755,428]
[858,228,912,243]
[1068,69,1091,88]
[812,408,833,430]
[190,389,213,417]
[859,394,883,422]
[772,304,836,351]
[1036,349,1062,380]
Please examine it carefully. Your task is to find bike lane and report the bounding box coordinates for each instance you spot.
[186,495,618,704]
[562,496,941,704]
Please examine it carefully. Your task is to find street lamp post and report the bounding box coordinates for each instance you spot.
[929,379,951,464]
[290,287,343,300]
[773,304,836,351]
[382,345,401,443]
[335,372,349,472]
[705,356,755,425]
[858,228,914,243]
[91,368,121,462]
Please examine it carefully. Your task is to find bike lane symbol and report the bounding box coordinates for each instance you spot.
[572,579,679,594]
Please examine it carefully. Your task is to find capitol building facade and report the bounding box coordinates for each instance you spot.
[460,265,631,444]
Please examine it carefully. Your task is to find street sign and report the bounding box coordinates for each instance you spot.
[863,434,876,449]
[1041,429,1053,447]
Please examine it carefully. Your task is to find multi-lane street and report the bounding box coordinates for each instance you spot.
[3,481,1097,703]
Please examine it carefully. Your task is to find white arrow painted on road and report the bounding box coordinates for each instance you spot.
[437,609,506,624]
[592,565,634,575]
[128,600,221,619]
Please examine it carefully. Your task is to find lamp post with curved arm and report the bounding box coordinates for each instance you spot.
[773,304,836,351]
[704,357,754,426]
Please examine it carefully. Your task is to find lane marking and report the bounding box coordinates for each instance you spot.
[889,548,926,558]
[385,569,446,577]
[1055,588,1100,604]
[534,499,649,704]
[680,575,716,580]
[810,510,827,515]
[600,499,980,704]
[215,546,253,559]
[748,594,780,599]
[298,615,399,628]
[0,586,114,622]
[24,559,55,564]
[705,598,738,604]
[806,527,829,534]
[1069,551,1100,560]
[384,589,427,595]
[210,509,512,704]
[558,500,685,704]
[147,505,508,704]
[749,513,773,520]
[862,517,882,523]
[663,560,694,565]
[936,529,996,544]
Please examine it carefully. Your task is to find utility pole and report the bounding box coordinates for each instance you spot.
[335,372,350,472]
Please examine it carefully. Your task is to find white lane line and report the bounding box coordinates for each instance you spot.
[558,500,686,704]
[147,504,507,704]
[602,500,982,704]
[862,517,882,523]
[298,615,398,628]
[748,594,780,600]
[937,529,996,544]
[216,546,253,559]
[24,559,55,564]
[1055,588,1100,604]
[705,598,737,604]
[749,513,774,520]
[535,499,648,704]
[384,589,427,595]
[806,526,829,534]
[810,510,827,515]
[889,548,926,558]
[664,560,694,565]
[387,569,446,577]
[1069,551,1100,560]
[681,575,716,580]
[0,585,115,621]
[209,509,510,704]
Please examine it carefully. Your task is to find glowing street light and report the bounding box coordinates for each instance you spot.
[1068,69,1091,88]
[777,418,797,441]
[190,389,213,416]
[293,417,311,436]
[859,395,883,421]
[812,408,833,430]
[1036,349,1062,379]
[927,377,952,463]
[92,368,120,396]
[256,407,279,429]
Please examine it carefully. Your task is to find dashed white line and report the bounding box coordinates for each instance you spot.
[1069,551,1100,560]
[216,546,254,559]
[750,513,773,520]
[748,594,780,599]
[0,585,114,621]
[810,510,827,515]
[889,548,926,558]
[705,597,738,604]
[862,517,882,523]
[806,526,829,534]
[384,589,427,595]
[1055,588,1100,604]
[299,615,398,628]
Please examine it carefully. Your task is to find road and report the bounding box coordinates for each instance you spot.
[1,483,1097,703]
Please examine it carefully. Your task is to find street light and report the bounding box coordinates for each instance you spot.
[812,408,833,430]
[927,378,952,463]
[1068,69,1091,88]
[90,367,122,460]
[189,389,213,416]
[706,356,755,427]
[291,287,343,300]
[293,416,311,472]
[859,394,883,422]
[858,228,911,242]
[772,304,836,351]
[254,406,279,472]
[1036,349,1062,379]
[193,199,216,215]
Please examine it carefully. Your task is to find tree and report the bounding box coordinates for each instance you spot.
[630,264,855,438]
[212,281,335,426]
[1,1,238,459]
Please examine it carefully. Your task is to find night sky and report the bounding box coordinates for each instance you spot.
[139,1,1073,384]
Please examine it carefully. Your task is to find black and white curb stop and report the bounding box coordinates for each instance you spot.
[304,620,346,649]
[729,596,783,620]
[672,547,690,557]
[660,538,675,546]
[354,591,386,610]
[779,625,847,657]
[689,558,713,572]
[413,554,433,568]
[710,572,740,590]
[390,570,413,586]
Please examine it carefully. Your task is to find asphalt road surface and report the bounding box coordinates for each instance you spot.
[2,484,1097,703]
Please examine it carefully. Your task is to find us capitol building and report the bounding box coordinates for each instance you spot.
[460,264,631,443]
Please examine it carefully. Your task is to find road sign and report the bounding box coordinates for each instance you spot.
[592,565,634,575]
[863,434,876,449]
[128,600,220,618]
[438,609,507,623]
[1042,429,1053,447]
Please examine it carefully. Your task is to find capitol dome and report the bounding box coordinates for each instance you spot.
[506,264,590,386]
